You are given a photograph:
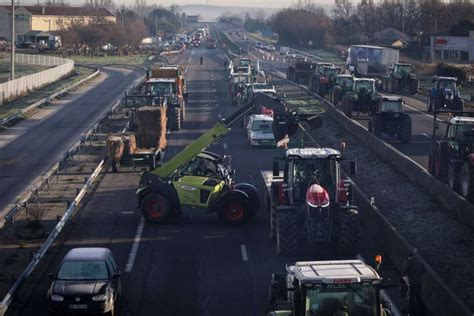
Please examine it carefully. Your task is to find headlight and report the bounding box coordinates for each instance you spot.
[92,294,108,302]
[50,294,64,302]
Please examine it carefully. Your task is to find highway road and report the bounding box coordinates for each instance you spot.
[228,31,457,170]
[7,44,404,315]
[0,66,142,218]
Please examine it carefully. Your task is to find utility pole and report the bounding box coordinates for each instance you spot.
[10,0,15,81]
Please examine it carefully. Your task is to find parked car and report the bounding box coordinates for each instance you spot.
[255,42,262,49]
[266,45,276,52]
[246,114,276,148]
[47,248,121,316]
[17,41,36,49]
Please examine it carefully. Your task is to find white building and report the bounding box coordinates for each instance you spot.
[430,31,474,64]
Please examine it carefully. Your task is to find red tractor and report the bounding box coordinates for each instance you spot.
[428,110,474,201]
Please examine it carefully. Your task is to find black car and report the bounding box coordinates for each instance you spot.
[47,248,121,316]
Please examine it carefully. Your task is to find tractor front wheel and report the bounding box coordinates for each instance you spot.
[400,116,412,144]
[218,197,249,226]
[337,208,360,258]
[460,162,474,201]
[276,210,299,256]
[343,99,353,118]
[142,193,172,223]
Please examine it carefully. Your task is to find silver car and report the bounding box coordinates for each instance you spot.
[246,114,276,148]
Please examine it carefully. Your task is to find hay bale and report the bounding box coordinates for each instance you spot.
[106,136,124,161]
[121,133,137,156]
[136,106,167,148]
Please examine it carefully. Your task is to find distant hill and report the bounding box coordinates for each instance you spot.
[180,4,280,21]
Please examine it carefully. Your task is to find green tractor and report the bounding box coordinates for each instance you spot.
[309,65,339,98]
[342,78,381,118]
[136,93,323,225]
[268,259,393,316]
[329,74,354,106]
[368,96,412,144]
[382,63,418,95]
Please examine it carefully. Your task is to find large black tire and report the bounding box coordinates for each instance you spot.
[235,183,260,218]
[141,193,172,224]
[337,208,360,258]
[217,196,249,226]
[167,107,181,131]
[276,210,299,256]
[368,118,374,133]
[270,206,277,241]
[373,116,383,138]
[460,162,474,201]
[111,160,119,173]
[343,99,353,118]
[399,116,412,144]
[448,164,459,192]
[410,78,418,95]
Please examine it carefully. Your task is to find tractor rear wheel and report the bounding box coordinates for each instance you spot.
[337,208,360,258]
[460,162,474,201]
[142,193,172,223]
[448,164,459,192]
[373,117,383,138]
[167,107,181,131]
[276,210,299,256]
[400,116,412,144]
[392,78,400,93]
[218,196,249,226]
[343,99,353,118]
[368,118,374,133]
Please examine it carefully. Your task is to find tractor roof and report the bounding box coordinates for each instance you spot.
[395,63,412,66]
[337,74,353,79]
[437,76,457,81]
[382,96,403,102]
[147,78,176,83]
[354,78,375,83]
[288,260,381,284]
[450,117,474,125]
[286,148,341,159]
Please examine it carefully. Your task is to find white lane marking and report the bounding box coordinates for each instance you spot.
[422,133,432,139]
[148,55,154,60]
[356,254,401,316]
[121,211,135,215]
[223,143,228,149]
[240,244,248,262]
[125,216,145,272]
[184,66,189,75]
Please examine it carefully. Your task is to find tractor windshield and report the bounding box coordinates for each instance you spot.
[338,77,353,89]
[292,158,337,201]
[395,65,412,74]
[149,82,175,96]
[453,123,474,140]
[438,79,456,91]
[380,100,403,112]
[305,285,378,316]
[354,80,374,93]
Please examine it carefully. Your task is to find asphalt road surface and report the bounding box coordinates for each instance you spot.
[7,43,403,315]
[0,66,141,217]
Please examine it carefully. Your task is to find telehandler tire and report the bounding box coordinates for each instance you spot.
[142,193,172,223]
[218,196,249,226]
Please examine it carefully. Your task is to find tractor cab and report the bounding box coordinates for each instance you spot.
[354,78,376,94]
[435,76,457,91]
[392,63,414,77]
[335,75,354,91]
[269,260,391,316]
[428,77,463,112]
[378,96,404,113]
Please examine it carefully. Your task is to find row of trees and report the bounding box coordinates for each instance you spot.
[247,0,474,49]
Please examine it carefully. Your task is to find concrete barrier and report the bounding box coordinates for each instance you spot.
[350,180,471,315]
[326,104,474,228]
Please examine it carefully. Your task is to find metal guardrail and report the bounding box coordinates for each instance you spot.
[0,72,144,316]
[0,69,100,127]
[0,159,104,316]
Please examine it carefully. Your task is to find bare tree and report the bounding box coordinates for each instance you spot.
[332,0,352,21]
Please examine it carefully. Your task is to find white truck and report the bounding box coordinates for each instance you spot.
[347,45,399,78]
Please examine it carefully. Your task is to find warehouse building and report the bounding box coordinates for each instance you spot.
[0,5,115,42]
[430,31,474,64]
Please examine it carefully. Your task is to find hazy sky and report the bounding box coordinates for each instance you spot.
[10,0,314,9]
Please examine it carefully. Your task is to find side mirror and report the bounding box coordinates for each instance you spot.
[273,161,280,177]
[269,273,288,304]
[350,160,357,176]
[49,273,55,280]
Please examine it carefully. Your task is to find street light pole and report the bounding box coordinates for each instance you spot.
[10,0,15,81]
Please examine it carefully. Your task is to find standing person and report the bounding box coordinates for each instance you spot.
[403,253,426,316]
